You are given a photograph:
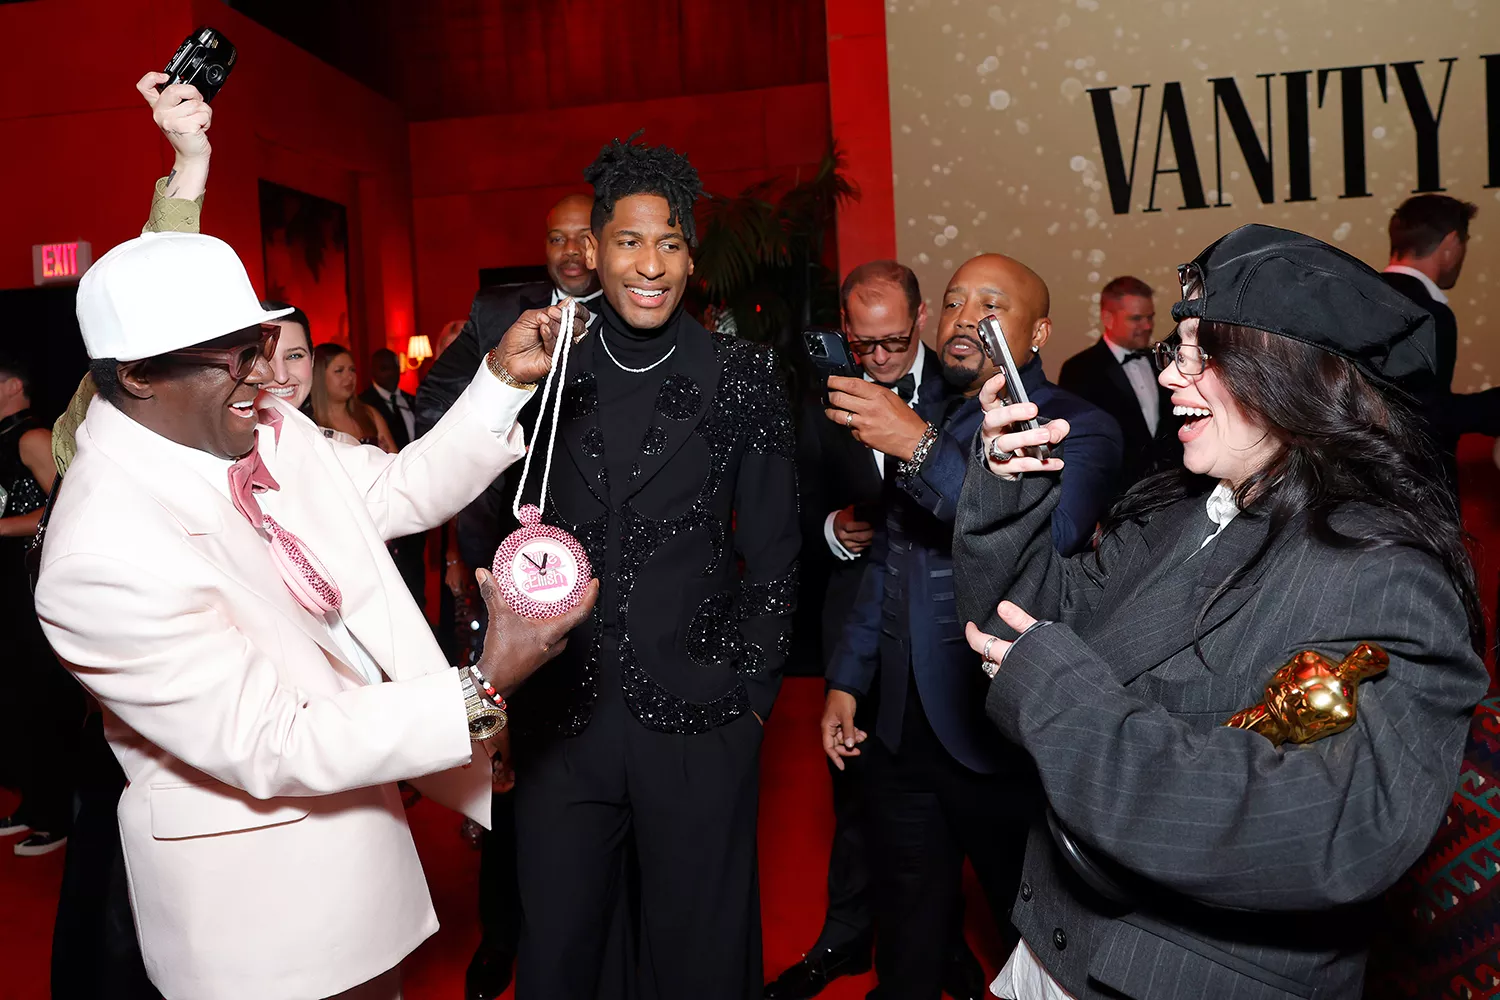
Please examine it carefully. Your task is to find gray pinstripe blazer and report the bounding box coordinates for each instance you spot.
[953,455,1487,1000]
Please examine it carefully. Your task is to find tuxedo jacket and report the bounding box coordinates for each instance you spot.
[1058,338,1182,493]
[1381,272,1457,392]
[1380,272,1500,498]
[953,464,1486,1000]
[514,312,801,737]
[827,358,1122,773]
[415,282,554,569]
[33,369,528,1000]
[360,385,418,449]
[796,345,944,665]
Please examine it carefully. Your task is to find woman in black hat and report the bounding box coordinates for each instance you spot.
[953,224,1487,1000]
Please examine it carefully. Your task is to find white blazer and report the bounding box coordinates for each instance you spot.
[34,368,529,1000]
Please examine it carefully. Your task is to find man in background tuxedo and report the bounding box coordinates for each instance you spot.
[362,348,427,608]
[1058,276,1180,497]
[821,254,1121,1000]
[772,261,984,999]
[413,191,602,1000]
[1380,195,1500,501]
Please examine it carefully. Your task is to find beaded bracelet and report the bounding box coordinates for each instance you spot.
[468,664,508,711]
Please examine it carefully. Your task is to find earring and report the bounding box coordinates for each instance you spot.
[1030,345,1040,353]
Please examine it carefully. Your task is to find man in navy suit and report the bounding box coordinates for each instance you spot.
[820,253,1122,998]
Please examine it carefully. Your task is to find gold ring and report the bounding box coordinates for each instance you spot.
[845,411,854,427]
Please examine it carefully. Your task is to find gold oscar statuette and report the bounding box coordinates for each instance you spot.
[1224,643,1389,746]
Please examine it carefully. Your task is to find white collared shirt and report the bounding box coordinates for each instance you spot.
[1383,264,1449,305]
[823,348,928,562]
[550,286,604,308]
[1102,334,1160,435]
[1201,480,1241,549]
[372,383,416,443]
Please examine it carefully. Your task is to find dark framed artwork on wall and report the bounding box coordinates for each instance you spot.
[258,180,351,350]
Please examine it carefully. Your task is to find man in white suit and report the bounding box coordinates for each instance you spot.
[33,230,596,1000]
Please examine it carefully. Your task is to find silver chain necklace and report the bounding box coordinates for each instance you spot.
[600,332,676,373]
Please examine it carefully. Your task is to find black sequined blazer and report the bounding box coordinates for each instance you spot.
[514,313,800,737]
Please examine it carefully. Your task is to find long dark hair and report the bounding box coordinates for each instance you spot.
[1103,320,1484,654]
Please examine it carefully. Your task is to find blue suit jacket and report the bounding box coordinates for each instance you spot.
[827,356,1122,773]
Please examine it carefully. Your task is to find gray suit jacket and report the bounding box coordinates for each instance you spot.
[953,458,1486,1000]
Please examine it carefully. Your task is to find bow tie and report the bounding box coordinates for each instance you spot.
[1120,349,1153,365]
[878,372,917,402]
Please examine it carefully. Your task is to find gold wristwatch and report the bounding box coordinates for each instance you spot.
[459,669,507,741]
[486,347,537,392]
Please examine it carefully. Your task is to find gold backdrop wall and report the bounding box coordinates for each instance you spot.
[886,0,1500,389]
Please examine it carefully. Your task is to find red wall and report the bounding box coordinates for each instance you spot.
[408,83,832,339]
[825,0,896,276]
[0,0,417,373]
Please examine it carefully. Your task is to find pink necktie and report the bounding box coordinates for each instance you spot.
[228,412,342,615]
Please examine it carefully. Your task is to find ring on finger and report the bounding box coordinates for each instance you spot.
[845,410,854,427]
[987,437,1013,463]
[982,637,998,664]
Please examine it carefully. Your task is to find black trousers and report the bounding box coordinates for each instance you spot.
[478,790,521,952]
[813,730,873,955]
[51,714,161,1000]
[1,551,82,835]
[862,689,1036,1000]
[513,648,764,1000]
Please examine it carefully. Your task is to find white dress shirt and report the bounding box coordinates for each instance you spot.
[1382,264,1449,305]
[550,286,604,308]
[372,383,417,443]
[823,348,928,561]
[1102,335,1160,436]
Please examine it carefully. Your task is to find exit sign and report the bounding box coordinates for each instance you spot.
[32,241,92,285]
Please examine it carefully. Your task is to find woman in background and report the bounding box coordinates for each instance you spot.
[259,300,314,411]
[310,343,396,452]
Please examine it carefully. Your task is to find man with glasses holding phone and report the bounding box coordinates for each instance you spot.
[815,253,1121,1000]
[777,260,986,998]
[32,230,596,1000]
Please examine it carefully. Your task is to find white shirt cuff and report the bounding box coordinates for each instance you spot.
[466,358,537,434]
[824,510,859,561]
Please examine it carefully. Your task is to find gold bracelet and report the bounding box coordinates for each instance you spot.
[486,347,537,392]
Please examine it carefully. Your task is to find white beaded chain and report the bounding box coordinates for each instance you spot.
[510,299,578,521]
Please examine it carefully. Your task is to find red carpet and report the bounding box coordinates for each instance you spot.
[0,677,1008,999]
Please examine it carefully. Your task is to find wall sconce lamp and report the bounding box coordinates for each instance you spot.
[403,334,433,371]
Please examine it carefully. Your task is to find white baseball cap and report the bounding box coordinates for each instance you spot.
[76,232,294,362]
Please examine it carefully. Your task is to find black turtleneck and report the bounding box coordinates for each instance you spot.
[592,294,683,634]
[594,294,683,495]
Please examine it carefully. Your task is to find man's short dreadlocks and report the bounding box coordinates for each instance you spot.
[583,130,704,247]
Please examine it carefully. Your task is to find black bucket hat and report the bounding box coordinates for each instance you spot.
[1170,224,1438,386]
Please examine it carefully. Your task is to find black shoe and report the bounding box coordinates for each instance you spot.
[465,941,514,1000]
[941,941,987,1000]
[765,942,873,999]
[14,831,67,856]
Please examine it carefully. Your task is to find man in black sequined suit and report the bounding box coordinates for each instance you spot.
[508,136,799,999]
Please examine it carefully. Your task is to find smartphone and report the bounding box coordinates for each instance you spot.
[977,316,1050,461]
[158,26,237,103]
[851,502,880,526]
[803,327,862,406]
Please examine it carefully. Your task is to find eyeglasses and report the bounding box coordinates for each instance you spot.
[160,326,280,381]
[1178,261,1204,303]
[847,319,917,356]
[1152,338,1211,376]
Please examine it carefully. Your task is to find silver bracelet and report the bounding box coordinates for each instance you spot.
[897,423,938,480]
